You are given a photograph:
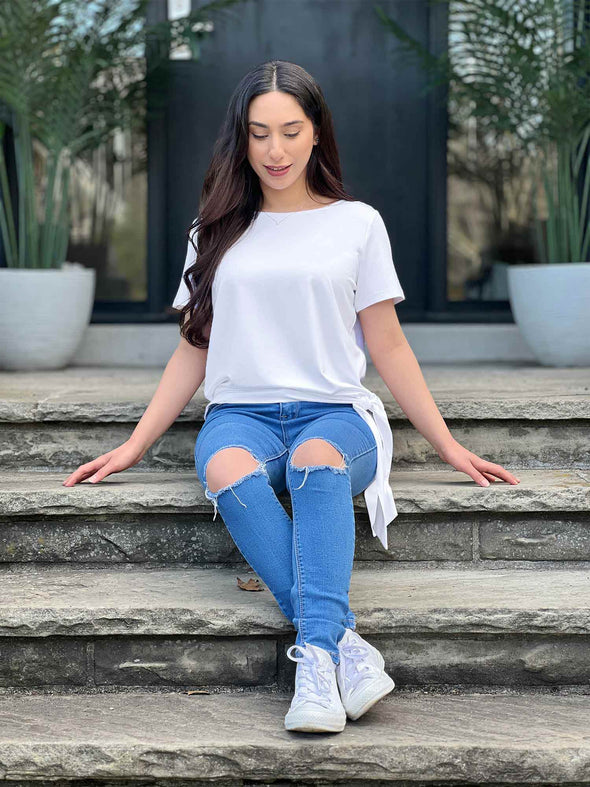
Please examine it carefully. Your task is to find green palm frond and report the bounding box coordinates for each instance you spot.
[0,0,245,268]
[376,0,590,264]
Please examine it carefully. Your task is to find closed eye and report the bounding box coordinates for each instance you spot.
[252,133,300,139]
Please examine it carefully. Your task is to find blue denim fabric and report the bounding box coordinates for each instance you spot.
[194,401,378,665]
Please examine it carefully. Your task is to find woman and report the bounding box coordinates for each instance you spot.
[63,60,520,734]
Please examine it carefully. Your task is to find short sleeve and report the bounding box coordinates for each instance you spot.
[354,209,405,313]
[171,229,198,310]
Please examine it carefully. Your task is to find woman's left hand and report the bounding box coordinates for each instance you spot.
[437,439,521,487]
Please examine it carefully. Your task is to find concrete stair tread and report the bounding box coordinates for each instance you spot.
[1,564,589,636]
[1,363,589,421]
[0,468,588,517]
[0,688,590,783]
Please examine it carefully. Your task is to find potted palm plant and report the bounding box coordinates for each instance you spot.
[377,0,590,366]
[0,0,237,370]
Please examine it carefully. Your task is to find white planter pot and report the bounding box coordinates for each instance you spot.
[0,263,96,370]
[507,262,590,367]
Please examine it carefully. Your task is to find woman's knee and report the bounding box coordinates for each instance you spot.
[290,438,346,469]
[205,447,260,493]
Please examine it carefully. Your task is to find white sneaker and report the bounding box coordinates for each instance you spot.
[284,642,347,732]
[336,628,395,720]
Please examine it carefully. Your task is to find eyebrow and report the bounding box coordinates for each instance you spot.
[248,120,304,128]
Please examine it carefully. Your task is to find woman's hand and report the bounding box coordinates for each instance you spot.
[437,439,521,487]
[62,440,147,486]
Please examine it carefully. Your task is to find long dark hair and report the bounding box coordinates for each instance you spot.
[178,59,356,349]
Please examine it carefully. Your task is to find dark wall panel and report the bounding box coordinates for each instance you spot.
[161,0,445,319]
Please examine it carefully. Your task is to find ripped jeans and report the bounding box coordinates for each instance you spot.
[194,401,378,665]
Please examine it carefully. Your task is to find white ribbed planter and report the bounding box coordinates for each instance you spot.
[507,262,590,367]
[0,263,96,370]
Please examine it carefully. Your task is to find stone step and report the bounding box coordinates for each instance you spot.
[0,467,588,565]
[1,364,589,471]
[1,564,589,690]
[1,685,590,785]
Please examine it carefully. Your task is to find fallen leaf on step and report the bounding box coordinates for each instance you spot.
[186,690,211,695]
[237,576,265,591]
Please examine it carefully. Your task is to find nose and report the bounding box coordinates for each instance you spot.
[268,135,286,158]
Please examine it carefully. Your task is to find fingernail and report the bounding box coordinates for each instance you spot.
[482,480,490,486]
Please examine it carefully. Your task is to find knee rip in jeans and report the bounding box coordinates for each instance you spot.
[204,447,268,521]
[288,438,348,492]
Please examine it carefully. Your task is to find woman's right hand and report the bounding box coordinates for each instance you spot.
[62,440,147,486]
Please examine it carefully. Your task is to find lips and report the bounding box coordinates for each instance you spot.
[265,165,291,172]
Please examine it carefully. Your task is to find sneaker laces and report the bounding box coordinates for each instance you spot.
[287,644,335,709]
[339,641,382,688]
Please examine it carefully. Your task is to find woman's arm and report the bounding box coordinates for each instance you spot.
[62,317,209,486]
[358,300,520,487]
[126,337,208,453]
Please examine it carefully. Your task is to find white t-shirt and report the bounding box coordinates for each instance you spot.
[172,199,405,548]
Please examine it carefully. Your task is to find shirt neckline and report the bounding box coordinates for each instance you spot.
[259,199,344,215]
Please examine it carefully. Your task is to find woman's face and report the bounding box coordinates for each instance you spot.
[247,90,317,195]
